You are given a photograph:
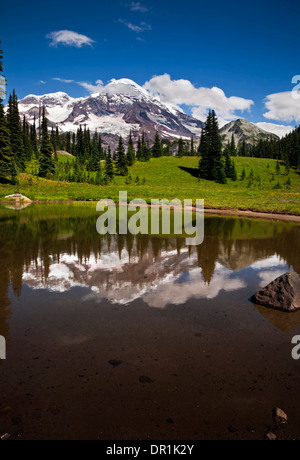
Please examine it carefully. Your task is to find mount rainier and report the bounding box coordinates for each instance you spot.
[18,78,204,146]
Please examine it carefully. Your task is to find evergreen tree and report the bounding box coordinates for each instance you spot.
[152,131,163,158]
[104,146,115,181]
[177,137,185,157]
[76,126,85,161]
[22,116,32,160]
[197,128,204,156]
[224,143,232,178]
[65,131,71,153]
[83,126,91,159]
[39,107,55,177]
[127,130,136,166]
[163,140,172,156]
[30,116,39,158]
[116,136,128,175]
[55,126,60,151]
[190,137,195,156]
[141,132,151,161]
[71,132,76,155]
[230,160,237,181]
[276,160,281,175]
[0,43,13,180]
[50,127,56,153]
[0,99,12,180]
[230,133,237,156]
[0,40,5,99]
[239,139,247,157]
[199,110,226,183]
[136,136,143,161]
[98,134,105,160]
[87,132,100,171]
[94,162,103,185]
[7,90,26,170]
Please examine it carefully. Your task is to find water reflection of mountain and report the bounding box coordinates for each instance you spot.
[0,213,299,293]
[0,211,299,338]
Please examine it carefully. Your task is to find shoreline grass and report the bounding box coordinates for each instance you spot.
[0,157,299,215]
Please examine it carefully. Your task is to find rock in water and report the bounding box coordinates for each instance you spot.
[251,272,300,312]
[265,432,277,441]
[274,408,288,425]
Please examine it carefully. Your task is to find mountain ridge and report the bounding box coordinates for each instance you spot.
[220,118,279,146]
[16,79,281,149]
[17,79,204,148]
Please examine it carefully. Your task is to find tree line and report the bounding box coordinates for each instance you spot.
[247,129,300,169]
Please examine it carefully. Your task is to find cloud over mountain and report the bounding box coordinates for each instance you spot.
[144,73,254,121]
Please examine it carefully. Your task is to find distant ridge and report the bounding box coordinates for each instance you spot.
[220,118,279,146]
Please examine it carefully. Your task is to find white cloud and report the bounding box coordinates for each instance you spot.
[250,255,286,270]
[144,74,254,121]
[46,30,95,48]
[263,91,300,123]
[258,270,287,289]
[128,2,148,12]
[53,77,74,84]
[119,19,152,32]
[77,79,104,93]
[39,80,47,85]
[143,266,246,309]
[255,122,294,138]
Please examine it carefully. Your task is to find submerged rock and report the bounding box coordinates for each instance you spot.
[251,272,300,312]
[274,408,288,425]
[265,432,277,441]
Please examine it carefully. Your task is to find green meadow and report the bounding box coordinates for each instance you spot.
[0,156,300,215]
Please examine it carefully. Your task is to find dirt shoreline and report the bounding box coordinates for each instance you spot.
[1,199,300,223]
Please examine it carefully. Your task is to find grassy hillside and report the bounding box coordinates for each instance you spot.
[0,156,300,214]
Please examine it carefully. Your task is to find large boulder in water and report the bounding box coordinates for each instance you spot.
[251,272,300,313]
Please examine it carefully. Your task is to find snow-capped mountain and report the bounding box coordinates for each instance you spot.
[18,78,204,145]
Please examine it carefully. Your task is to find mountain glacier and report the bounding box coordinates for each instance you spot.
[18,78,204,144]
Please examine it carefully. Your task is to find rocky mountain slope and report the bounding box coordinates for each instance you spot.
[18,79,204,146]
[220,118,279,146]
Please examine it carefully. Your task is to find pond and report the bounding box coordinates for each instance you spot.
[0,203,299,440]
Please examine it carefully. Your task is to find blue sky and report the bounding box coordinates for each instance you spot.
[1,0,300,134]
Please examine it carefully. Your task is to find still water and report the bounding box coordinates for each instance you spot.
[0,204,299,440]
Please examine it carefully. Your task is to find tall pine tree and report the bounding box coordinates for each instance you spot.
[199,110,226,184]
[104,146,115,181]
[22,115,32,161]
[127,130,136,166]
[116,136,128,176]
[30,116,39,158]
[0,40,14,181]
[39,107,55,177]
[7,90,26,170]
[177,137,185,157]
[0,99,13,180]
[152,131,163,158]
